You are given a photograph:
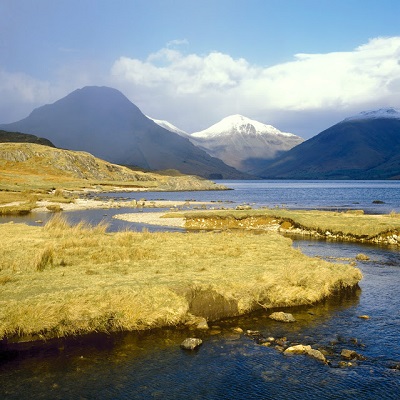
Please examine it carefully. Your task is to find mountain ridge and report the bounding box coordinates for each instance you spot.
[0,86,249,180]
[254,116,400,180]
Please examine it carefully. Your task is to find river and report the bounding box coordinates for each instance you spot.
[0,180,399,399]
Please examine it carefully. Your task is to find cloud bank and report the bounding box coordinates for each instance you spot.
[1,37,400,137]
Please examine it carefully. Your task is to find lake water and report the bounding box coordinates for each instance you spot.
[1,181,400,399]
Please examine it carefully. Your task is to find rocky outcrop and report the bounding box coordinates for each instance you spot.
[0,143,227,191]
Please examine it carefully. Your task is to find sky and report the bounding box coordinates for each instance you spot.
[1,0,400,139]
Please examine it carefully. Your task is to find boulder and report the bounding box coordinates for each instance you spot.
[196,318,209,330]
[180,338,203,350]
[307,349,327,363]
[341,349,366,360]
[269,312,296,323]
[284,344,311,354]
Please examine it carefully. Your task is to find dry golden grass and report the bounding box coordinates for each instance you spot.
[180,208,400,238]
[0,216,362,341]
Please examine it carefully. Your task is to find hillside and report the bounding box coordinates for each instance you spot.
[0,143,226,192]
[0,86,248,180]
[0,130,55,147]
[254,112,400,179]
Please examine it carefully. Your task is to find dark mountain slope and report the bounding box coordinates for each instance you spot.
[254,118,400,179]
[0,130,55,147]
[0,86,247,179]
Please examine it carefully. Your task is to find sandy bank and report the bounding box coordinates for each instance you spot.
[32,199,210,213]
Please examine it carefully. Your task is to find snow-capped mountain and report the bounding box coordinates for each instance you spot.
[147,116,189,137]
[189,115,304,173]
[192,114,295,138]
[343,107,400,122]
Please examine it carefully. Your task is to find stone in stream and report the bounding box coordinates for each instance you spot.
[284,344,311,354]
[196,318,209,330]
[180,338,203,351]
[340,349,366,360]
[269,312,296,323]
[284,345,327,363]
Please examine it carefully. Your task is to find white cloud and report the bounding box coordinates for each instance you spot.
[166,39,189,48]
[2,36,400,138]
[111,36,400,136]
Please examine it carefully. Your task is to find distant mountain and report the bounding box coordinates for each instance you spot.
[0,86,248,180]
[0,130,55,147]
[188,115,304,172]
[254,108,400,180]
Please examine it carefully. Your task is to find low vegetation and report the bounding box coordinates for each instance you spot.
[0,215,361,342]
[179,209,400,240]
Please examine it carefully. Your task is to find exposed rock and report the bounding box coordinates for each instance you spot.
[307,349,327,363]
[356,253,370,261]
[246,330,260,336]
[284,345,327,363]
[341,349,366,360]
[284,344,311,354]
[338,361,354,368]
[269,311,296,323]
[232,327,244,334]
[389,363,400,370]
[275,337,288,347]
[196,318,209,330]
[180,338,203,350]
[358,315,370,320]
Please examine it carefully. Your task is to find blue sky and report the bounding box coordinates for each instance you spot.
[1,0,400,138]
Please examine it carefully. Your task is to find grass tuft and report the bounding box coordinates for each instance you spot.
[35,246,54,271]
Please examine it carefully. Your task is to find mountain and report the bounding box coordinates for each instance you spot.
[254,108,400,180]
[188,115,304,173]
[0,86,248,180]
[0,130,55,147]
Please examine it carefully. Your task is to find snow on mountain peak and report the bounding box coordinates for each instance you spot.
[146,116,188,136]
[343,108,400,122]
[191,114,295,138]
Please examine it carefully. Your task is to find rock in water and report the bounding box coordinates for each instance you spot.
[180,338,203,350]
[307,349,327,363]
[341,349,366,360]
[269,312,296,322]
[284,344,311,354]
[196,318,209,330]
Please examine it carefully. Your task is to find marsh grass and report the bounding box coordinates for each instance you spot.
[180,209,400,238]
[0,216,362,341]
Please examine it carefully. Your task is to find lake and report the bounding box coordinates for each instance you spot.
[1,180,399,399]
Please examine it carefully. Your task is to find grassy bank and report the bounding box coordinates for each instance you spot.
[0,143,227,216]
[0,216,361,343]
[178,209,400,245]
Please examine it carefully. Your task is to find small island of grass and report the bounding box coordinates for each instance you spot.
[0,215,362,344]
